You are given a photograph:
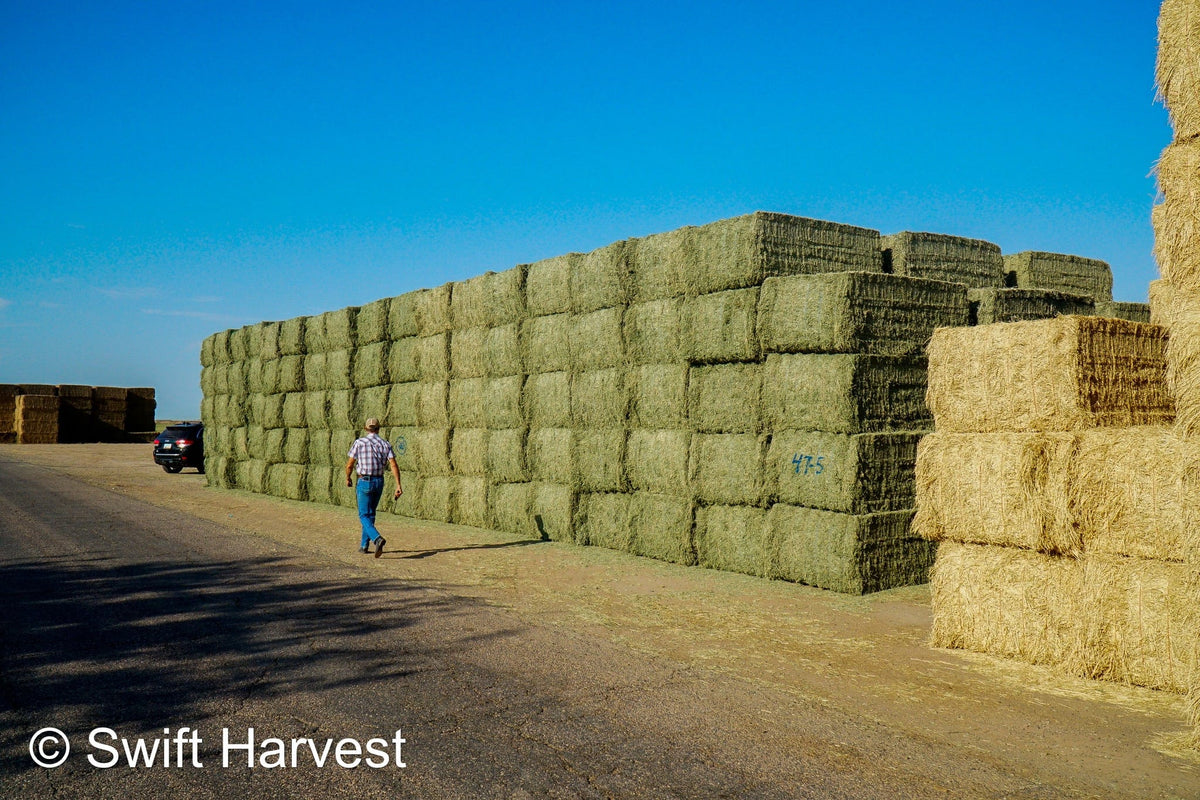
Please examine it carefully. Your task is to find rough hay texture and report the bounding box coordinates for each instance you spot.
[267,463,307,501]
[696,505,770,577]
[632,227,690,302]
[880,231,1005,288]
[1166,292,1200,436]
[416,334,451,382]
[450,327,488,378]
[486,428,529,482]
[624,299,684,365]
[259,394,284,429]
[327,390,357,430]
[450,427,488,476]
[531,482,578,543]
[763,353,930,433]
[388,338,420,384]
[528,428,575,484]
[575,429,627,492]
[1004,251,1113,302]
[388,292,420,340]
[1094,301,1151,324]
[390,471,421,517]
[228,328,248,362]
[578,492,633,552]
[260,322,281,361]
[389,427,418,473]
[211,331,231,364]
[1155,142,1200,293]
[626,429,691,495]
[913,432,1080,554]
[416,284,453,336]
[283,428,309,464]
[354,386,390,428]
[352,342,389,388]
[57,385,93,442]
[452,476,490,528]
[572,241,633,313]
[691,434,766,506]
[688,363,761,433]
[15,395,60,443]
[414,428,452,475]
[200,335,216,368]
[682,287,760,364]
[416,382,449,427]
[305,465,333,504]
[570,308,626,371]
[629,492,695,565]
[279,317,306,356]
[451,274,491,331]
[387,382,419,427]
[485,324,523,377]
[449,378,486,428]
[629,365,688,429]
[236,459,268,494]
[926,317,1172,432]
[525,372,571,428]
[522,314,573,374]
[525,254,576,317]
[489,482,535,536]
[245,360,263,395]
[769,505,928,594]
[307,428,332,466]
[485,376,526,430]
[276,355,305,394]
[759,272,968,357]
[418,476,456,523]
[571,369,628,429]
[355,297,390,346]
[1158,0,1200,140]
[1149,279,1175,327]
[486,267,527,327]
[968,288,1095,325]
[768,430,923,514]
[281,393,306,428]
[263,428,286,464]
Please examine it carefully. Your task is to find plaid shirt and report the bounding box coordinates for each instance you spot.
[347,433,394,477]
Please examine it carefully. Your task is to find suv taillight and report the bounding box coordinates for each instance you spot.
[153,438,160,446]
[176,439,193,448]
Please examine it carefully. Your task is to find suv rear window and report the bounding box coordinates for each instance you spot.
[163,425,201,437]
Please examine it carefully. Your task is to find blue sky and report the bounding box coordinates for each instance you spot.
[0,1,1170,419]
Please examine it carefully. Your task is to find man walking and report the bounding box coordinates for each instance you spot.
[345,418,403,557]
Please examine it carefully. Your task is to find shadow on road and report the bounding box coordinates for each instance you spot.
[389,537,545,559]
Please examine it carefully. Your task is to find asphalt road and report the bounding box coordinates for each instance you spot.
[0,452,1194,799]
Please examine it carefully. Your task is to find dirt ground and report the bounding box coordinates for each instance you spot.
[5,442,1200,797]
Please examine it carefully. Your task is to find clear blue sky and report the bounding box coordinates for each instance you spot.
[0,1,1170,419]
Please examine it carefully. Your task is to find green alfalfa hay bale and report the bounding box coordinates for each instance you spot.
[388,337,420,383]
[263,427,286,464]
[682,287,760,364]
[279,317,307,356]
[276,355,305,393]
[691,433,767,506]
[486,266,527,327]
[304,391,329,430]
[307,428,332,465]
[629,492,695,565]
[267,463,308,501]
[237,459,268,494]
[247,425,265,459]
[283,427,309,464]
[880,232,1005,288]
[416,382,449,427]
[388,291,420,340]
[228,327,248,362]
[570,307,626,371]
[328,390,357,429]
[245,359,263,394]
[418,475,456,523]
[531,482,578,542]
[388,427,418,473]
[451,274,490,331]
[525,371,570,428]
[629,364,688,429]
[571,240,633,313]
[206,455,236,489]
[768,505,929,594]
[521,314,572,374]
[525,254,577,317]
[211,330,232,364]
[967,288,1094,325]
[303,313,328,354]
[578,492,633,552]
[486,428,529,482]
[387,382,419,427]
[575,428,626,492]
[259,359,280,395]
[213,364,230,395]
[1158,0,1200,140]
[489,482,535,536]
[321,349,350,390]
[759,272,969,357]
[450,327,488,378]
[415,428,453,475]
[204,425,230,458]
[201,334,216,368]
[624,298,684,365]
[260,321,281,361]
[571,368,628,428]
[200,396,215,429]
[200,366,216,396]
[329,429,358,488]
[417,333,451,382]
[231,426,249,460]
[767,430,923,514]
[696,505,770,577]
[763,353,930,434]
[325,307,358,351]
[1003,251,1114,303]
[449,378,487,427]
[926,317,1172,433]
[687,363,761,434]
[306,465,334,504]
[215,395,247,427]
[281,393,306,427]
[626,429,691,495]
[260,394,285,429]
[485,324,523,377]
[353,385,390,429]
[416,284,453,336]
[389,471,422,517]
[1154,142,1200,293]
[450,427,488,475]
[356,297,391,345]
[352,341,389,388]
[452,476,490,528]
[528,427,575,484]
[632,226,689,301]
[1094,301,1151,324]
[485,375,526,429]
[912,432,1079,554]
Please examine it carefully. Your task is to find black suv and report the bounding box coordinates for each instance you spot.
[153,422,205,473]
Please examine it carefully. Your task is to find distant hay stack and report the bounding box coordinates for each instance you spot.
[15,394,60,444]
[968,288,1094,325]
[1003,251,1114,302]
[880,231,1005,288]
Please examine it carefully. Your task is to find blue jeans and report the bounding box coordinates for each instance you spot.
[356,476,385,549]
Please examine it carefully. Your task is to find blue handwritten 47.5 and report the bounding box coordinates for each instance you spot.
[791,454,825,476]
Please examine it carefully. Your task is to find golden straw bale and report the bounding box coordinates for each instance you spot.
[1154,141,1200,293]
[1158,0,1200,139]
[1149,278,1175,328]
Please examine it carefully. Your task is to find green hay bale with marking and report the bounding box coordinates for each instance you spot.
[389,427,418,473]
[531,482,578,542]
[354,385,390,428]
[415,428,452,475]
[283,427,309,464]
[626,429,691,495]
[525,372,570,428]
[263,428,286,464]
[578,492,633,551]
[572,241,633,313]
[352,341,389,388]
[571,368,628,428]
[696,505,770,577]
[387,338,420,383]
[417,382,449,427]
[1094,301,1151,324]
[304,391,329,430]
[624,298,684,365]
[356,297,391,345]
[417,334,450,382]
[281,393,306,427]
[682,287,759,364]
[449,378,487,427]
[691,434,767,506]
[926,317,1171,433]
[486,266,527,326]
[629,492,695,565]
[306,465,333,504]
[485,324,523,377]
[1004,251,1113,302]
[968,288,1094,325]
[489,482,535,536]
[769,505,928,594]
[768,430,923,514]
[259,394,284,429]
[279,317,306,356]
[486,428,529,482]
[485,376,526,429]
[688,363,761,433]
[575,428,626,492]
[571,307,625,370]
[450,427,488,475]
[880,232,1004,288]
[387,382,419,427]
[522,314,572,373]
[260,322,281,361]
[763,353,930,433]
[758,272,969,356]
[307,428,332,465]
[277,355,305,393]
[228,327,248,362]
[416,284,453,335]
[327,390,357,429]
[453,476,490,528]
[525,254,577,317]
[451,274,490,330]
[389,292,419,339]
[418,476,456,522]
[450,327,488,378]
[629,365,688,429]
[529,428,575,484]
